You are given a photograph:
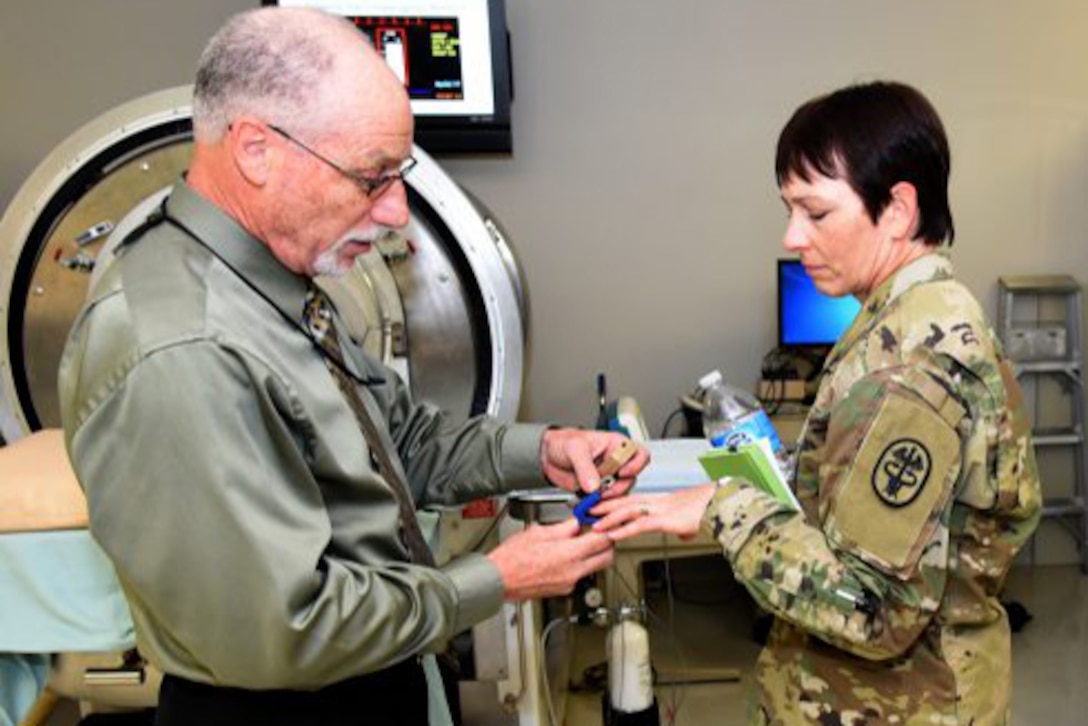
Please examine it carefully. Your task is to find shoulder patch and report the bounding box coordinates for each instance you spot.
[826,392,960,576]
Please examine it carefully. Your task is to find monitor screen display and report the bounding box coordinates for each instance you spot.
[265,0,512,153]
[778,259,861,347]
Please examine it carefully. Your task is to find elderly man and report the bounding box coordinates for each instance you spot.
[58,8,646,725]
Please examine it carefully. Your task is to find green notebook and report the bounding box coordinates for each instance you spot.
[698,442,800,511]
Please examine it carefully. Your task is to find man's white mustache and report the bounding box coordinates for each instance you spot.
[313,226,396,278]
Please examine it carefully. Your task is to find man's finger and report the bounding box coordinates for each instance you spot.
[544,517,582,539]
[618,448,651,478]
[546,470,577,493]
[600,478,634,499]
[567,438,601,493]
[575,547,615,578]
[570,530,614,556]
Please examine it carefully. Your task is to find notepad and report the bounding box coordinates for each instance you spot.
[698,440,801,511]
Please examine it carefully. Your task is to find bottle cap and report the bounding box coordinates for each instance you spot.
[698,370,723,390]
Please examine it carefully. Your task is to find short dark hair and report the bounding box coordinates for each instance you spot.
[775,81,954,246]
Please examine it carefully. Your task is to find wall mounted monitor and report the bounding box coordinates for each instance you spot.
[264,0,513,154]
[777,259,862,348]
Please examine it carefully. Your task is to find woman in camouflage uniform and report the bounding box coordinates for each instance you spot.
[595,81,1041,726]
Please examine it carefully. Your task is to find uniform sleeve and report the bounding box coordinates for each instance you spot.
[364,359,548,506]
[702,366,967,661]
[67,341,499,689]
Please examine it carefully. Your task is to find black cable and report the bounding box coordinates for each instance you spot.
[759,346,795,415]
[659,406,685,439]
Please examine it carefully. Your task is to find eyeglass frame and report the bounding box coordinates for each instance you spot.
[266,123,417,199]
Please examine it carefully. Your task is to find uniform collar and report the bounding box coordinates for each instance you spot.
[825,251,954,369]
[865,251,954,312]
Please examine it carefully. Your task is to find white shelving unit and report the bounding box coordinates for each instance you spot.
[998,275,1087,573]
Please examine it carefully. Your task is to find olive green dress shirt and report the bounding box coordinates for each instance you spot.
[58,181,547,690]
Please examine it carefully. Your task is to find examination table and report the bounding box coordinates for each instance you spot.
[0,430,154,726]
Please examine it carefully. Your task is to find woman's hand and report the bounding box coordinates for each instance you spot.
[590,484,719,541]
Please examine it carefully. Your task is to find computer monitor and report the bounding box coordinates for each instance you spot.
[264,0,513,154]
[777,259,861,348]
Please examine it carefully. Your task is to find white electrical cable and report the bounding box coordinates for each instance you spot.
[540,615,577,726]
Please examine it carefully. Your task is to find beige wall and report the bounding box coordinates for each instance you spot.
[443,0,1088,433]
[0,1,245,203]
[2,0,1087,442]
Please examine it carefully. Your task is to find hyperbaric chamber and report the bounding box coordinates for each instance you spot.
[0,86,528,441]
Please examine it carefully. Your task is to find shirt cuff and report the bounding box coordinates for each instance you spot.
[497,423,549,491]
[700,478,790,557]
[699,478,740,533]
[442,552,505,634]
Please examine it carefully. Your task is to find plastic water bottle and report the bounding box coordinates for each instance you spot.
[699,369,785,459]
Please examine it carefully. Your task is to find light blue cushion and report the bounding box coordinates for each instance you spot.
[0,653,49,726]
[0,529,135,723]
[0,529,134,652]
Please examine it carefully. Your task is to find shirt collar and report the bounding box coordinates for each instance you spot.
[162,181,384,385]
[164,180,310,326]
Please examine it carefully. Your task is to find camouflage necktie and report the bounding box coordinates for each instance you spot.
[303,286,436,568]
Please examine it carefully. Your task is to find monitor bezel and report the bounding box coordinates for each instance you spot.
[259,0,513,154]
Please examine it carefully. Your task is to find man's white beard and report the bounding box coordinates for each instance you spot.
[313,226,393,278]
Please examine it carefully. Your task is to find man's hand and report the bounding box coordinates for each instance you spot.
[539,429,649,498]
[487,518,614,600]
[590,485,718,541]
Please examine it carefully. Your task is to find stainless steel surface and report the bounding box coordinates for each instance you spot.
[82,669,145,687]
[48,652,162,707]
[506,489,577,524]
[385,207,480,420]
[404,150,525,424]
[472,611,511,681]
[0,88,197,440]
[23,143,192,428]
[0,86,527,441]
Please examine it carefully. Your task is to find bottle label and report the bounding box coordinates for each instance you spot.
[709,411,783,453]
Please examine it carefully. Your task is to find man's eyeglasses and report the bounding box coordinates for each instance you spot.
[268,124,416,199]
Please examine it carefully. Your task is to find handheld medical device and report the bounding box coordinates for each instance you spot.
[573,438,638,526]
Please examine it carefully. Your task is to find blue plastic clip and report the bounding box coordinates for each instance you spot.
[573,476,616,526]
[573,490,603,526]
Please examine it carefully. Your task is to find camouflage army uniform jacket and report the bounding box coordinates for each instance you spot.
[703,252,1041,725]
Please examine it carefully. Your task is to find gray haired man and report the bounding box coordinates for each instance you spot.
[59,7,647,725]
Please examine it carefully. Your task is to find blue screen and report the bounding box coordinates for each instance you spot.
[778,260,862,346]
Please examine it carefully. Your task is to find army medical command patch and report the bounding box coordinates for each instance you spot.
[826,392,960,574]
[872,438,931,507]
